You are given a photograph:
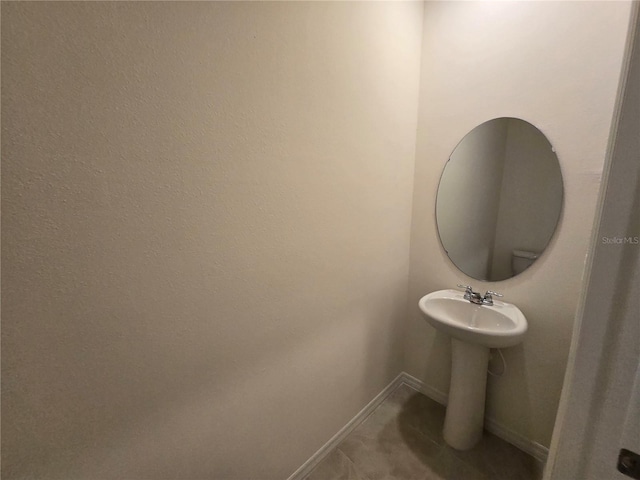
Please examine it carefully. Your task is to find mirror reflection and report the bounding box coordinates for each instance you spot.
[436,118,563,281]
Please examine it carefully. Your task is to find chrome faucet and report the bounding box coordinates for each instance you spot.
[458,284,484,304]
[457,285,503,306]
[482,290,503,306]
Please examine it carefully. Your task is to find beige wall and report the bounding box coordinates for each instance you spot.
[406,0,633,451]
[1,2,423,479]
[3,1,636,477]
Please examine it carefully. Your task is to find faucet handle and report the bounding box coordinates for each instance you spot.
[457,284,475,300]
[483,290,503,305]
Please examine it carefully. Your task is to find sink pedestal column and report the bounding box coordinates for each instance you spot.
[443,338,490,450]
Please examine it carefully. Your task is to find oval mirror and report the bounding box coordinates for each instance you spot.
[436,117,563,281]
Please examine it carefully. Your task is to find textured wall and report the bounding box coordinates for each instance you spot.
[405,0,633,451]
[1,2,423,478]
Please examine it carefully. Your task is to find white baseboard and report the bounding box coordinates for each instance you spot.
[398,372,448,404]
[484,417,549,463]
[399,372,549,463]
[288,371,548,479]
[286,372,407,480]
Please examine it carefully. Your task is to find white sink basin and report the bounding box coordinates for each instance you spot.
[418,289,527,348]
[417,288,528,450]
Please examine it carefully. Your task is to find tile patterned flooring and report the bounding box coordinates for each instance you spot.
[304,383,544,480]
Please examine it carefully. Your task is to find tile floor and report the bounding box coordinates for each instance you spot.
[304,383,544,480]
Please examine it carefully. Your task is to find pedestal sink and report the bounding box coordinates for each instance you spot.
[418,289,527,450]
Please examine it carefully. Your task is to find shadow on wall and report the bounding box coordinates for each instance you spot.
[486,344,535,443]
[423,330,452,396]
[360,282,410,403]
